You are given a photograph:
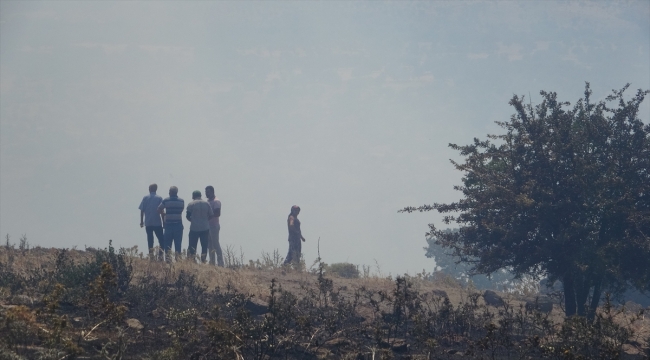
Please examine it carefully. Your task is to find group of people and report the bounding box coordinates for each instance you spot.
[138,184,305,266]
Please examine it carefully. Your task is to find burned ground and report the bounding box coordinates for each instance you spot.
[1,244,648,359]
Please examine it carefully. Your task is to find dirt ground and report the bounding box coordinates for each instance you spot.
[2,246,649,359]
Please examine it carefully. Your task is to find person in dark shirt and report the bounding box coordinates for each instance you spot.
[158,186,185,262]
[284,205,305,266]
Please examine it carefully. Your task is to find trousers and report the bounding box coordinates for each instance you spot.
[284,236,302,265]
[188,229,210,263]
[209,224,224,267]
[145,226,164,259]
[163,224,184,255]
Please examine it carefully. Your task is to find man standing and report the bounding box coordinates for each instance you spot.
[139,184,164,261]
[205,185,224,267]
[158,186,185,262]
[186,190,213,263]
[284,205,306,266]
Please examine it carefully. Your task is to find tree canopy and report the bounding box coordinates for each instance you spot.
[403,83,650,319]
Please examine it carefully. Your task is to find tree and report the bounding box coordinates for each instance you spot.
[425,229,514,290]
[402,83,650,319]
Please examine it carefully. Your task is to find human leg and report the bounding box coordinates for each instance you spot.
[145,226,155,260]
[284,238,300,265]
[215,225,223,267]
[188,230,199,261]
[163,227,173,263]
[153,226,164,261]
[209,224,223,266]
[172,225,183,254]
[198,230,209,263]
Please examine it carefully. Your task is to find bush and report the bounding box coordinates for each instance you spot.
[326,262,359,278]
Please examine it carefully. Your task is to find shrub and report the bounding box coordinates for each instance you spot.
[327,262,359,278]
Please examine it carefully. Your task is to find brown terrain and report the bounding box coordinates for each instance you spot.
[1,245,648,359]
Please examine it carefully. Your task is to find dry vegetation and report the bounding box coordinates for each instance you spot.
[1,241,648,359]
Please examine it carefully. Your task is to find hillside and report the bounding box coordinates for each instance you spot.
[1,244,648,359]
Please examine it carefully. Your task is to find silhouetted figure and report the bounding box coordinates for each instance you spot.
[284,205,305,265]
[158,186,185,262]
[139,183,164,261]
[186,190,213,263]
[205,185,224,267]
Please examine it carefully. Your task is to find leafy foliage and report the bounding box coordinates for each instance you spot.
[403,83,650,318]
[425,229,514,290]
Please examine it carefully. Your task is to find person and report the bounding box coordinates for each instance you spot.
[284,205,305,266]
[186,190,213,263]
[158,186,185,262]
[139,184,164,261]
[205,185,224,267]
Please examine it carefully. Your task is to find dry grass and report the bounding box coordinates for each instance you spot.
[1,245,648,359]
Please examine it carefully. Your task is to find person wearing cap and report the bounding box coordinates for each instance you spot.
[186,190,214,263]
[284,205,306,266]
[158,186,185,262]
[138,183,164,261]
[205,185,224,267]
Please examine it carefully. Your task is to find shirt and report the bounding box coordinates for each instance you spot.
[158,196,185,226]
[139,192,163,227]
[207,198,221,226]
[287,214,301,240]
[186,199,213,232]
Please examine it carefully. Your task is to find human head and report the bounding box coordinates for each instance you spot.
[205,185,215,199]
[192,190,202,200]
[169,186,178,196]
[291,205,301,215]
[149,183,158,193]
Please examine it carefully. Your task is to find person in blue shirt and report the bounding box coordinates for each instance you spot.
[138,184,164,261]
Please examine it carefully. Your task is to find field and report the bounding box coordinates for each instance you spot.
[1,243,648,359]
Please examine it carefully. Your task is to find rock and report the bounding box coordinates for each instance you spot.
[483,290,504,307]
[525,296,554,313]
[126,318,144,330]
[390,339,408,353]
[432,290,448,299]
[245,297,269,316]
[10,295,33,305]
[149,308,164,318]
[324,337,350,347]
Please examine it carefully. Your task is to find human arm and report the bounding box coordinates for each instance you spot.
[140,211,144,228]
[158,205,166,225]
[208,201,219,219]
[207,203,214,220]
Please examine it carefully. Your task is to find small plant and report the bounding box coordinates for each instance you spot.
[326,262,360,279]
[18,234,29,254]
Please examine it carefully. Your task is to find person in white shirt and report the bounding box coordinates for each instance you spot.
[205,185,223,267]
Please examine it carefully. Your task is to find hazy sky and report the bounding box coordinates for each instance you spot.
[1,1,649,275]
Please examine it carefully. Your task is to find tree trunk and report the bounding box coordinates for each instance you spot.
[563,273,577,317]
[587,277,602,322]
[575,275,591,317]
